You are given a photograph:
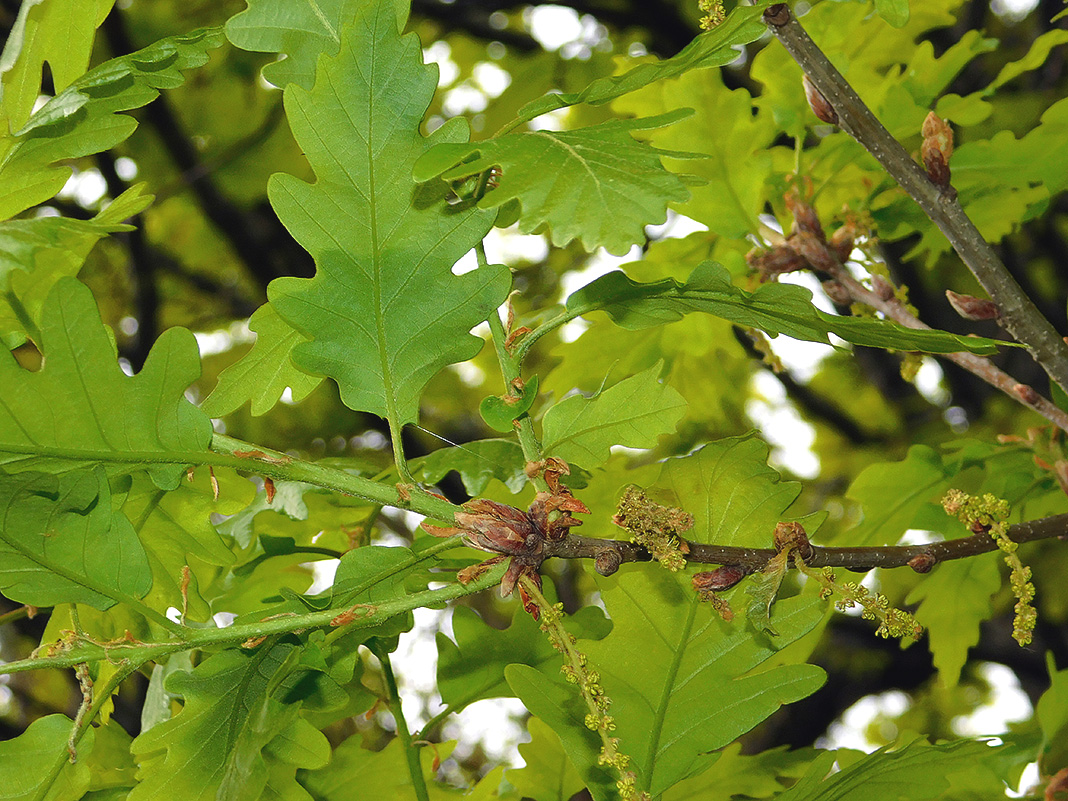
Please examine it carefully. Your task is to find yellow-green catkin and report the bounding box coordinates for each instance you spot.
[797,557,924,641]
[614,486,691,572]
[520,578,650,801]
[942,490,1036,646]
[698,0,725,29]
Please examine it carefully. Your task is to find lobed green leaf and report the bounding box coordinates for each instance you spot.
[0,28,223,220]
[265,4,509,425]
[541,361,686,469]
[414,111,697,255]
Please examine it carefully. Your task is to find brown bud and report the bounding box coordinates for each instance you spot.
[829,221,856,263]
[946,290,999,321]
[747,245,807,280]
[921,112,953,189]
[786,193,825,240]
[595,548,623,576]
[692,565,747,593]
[822,279,852,306]
[763,3,791,26]
[803,74,838,125]
[791,230,836,273]
[773,521,814,560]
[871,274,896,302]
[907,553,936,573]
[1012,383,1040,406]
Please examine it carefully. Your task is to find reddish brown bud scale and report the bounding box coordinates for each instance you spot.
[1012,383,1041,406]
[829,222,856,263]
[748,246,807,281]
[921,112,954,189]
[945,290,999,321]
[802,74,838,125]
[822,279,852,306]
[773,521,814,560]
[692,565,747,592]
[908,553,936,573]
[791,230,836,273]
[871,274,896,301]
[786,193,825,241]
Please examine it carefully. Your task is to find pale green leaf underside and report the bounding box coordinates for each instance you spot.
[0,467,151,610]
[0,714,93,801]
[266,5,509,425]
[542,360,687,468]
[567,261,1007,355]
[0,28,223,221]
[0,278,212,488]
[414,111,696,256]
[200,303,322,418]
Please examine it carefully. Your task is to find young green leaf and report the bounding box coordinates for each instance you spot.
[906,554,1000,687]
[437,606,610,714]
[566,261,1006,355]
[541,361,686,469]
[265,5,510,426]
[513,4,770,123]
[200,303,322,418]
[0,183,153,347]
[417,438,527,495]
[0,278,212,489]
[0,714,94,801]
[414,111,698,255]
[507,717,586,801]
[301,734,451,800]
[772,737,1004,801]
[874,0,910,28]
[658,433,801,547]
[225,0,406,90]
[582,575,825,797]
[0,28,223,220]
[0,468,151,610]
[0,0,115,131]
[129,643,330,801]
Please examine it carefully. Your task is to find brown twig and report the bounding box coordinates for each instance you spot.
[824,254,1068,432]
[762,4,1068,397]
[544,512,1068,574]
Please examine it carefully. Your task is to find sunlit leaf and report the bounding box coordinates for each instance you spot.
[542,361,686,469]
[265,5,509,425]
[414,111,698,255]
[0,278,212,488]
[0,28,223,220]
[906,554,1000,687]
[200,303,322,418]
[0,714,93,801]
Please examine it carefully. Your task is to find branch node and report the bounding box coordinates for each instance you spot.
[763,3,791,26]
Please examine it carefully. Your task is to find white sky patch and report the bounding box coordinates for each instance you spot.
[818,690,911,751]
[527,106,569,132]
[952,663,1033,736]
[115,157,139,181]
[914,357,950,406]
[473,61,511,97]
[194,319,254,358]
[746,371,820,478]
[646,210,708,240]
[424,41,459,87]
[992,0,1040,19]
[558,244,641,342]
[59,168,108,208]
[525,5,584,51]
